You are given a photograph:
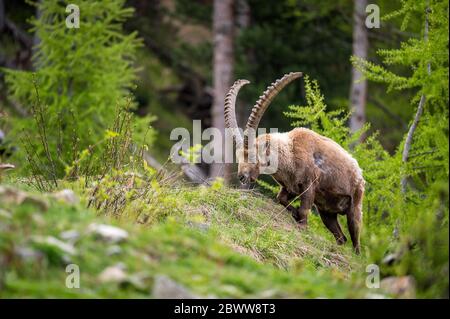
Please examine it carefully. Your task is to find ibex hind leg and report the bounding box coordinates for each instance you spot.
[319,211,347,245]
[346,184,364,254]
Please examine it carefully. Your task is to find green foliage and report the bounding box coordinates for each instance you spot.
[352,0,449,188]
[285,73,447,297]
[352,0,449,298]
[179,144,202,164]
[284,75,363,148]
[283,0,449,297]
[353,0,449,99]
[3,0,155,180]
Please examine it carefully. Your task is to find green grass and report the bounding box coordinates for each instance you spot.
[0,183,370,298]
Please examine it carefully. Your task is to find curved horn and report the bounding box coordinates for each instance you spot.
[224,79,250,148]
[245,72,303,134]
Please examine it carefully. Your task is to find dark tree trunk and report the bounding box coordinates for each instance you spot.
[211,0,234,182]
[349,0,368,139]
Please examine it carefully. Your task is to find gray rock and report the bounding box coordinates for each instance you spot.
[33,236,77,256]
[382,253,399,266]
[0,186,48,211]
[60,230,80,244]
[106,245,123,256]
[52,189,79,205]
[152,275,198,299]
[380,276,416,298]
[87,223,129,243]
[256,289,280,298]
[14,246,44,262]
[98,264,128,284]
[365,293,389,299]
[186,221,210,232]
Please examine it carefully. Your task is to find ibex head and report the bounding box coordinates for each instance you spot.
[224,72,303,184]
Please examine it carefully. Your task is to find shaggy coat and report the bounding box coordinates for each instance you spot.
[268,129,364,253]
[225,72,365,253]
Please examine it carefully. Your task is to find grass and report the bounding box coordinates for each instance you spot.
[0,182,371,298]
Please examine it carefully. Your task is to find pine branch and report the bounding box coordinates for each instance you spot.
[368,97,407,129]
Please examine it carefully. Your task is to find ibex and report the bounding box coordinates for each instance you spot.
[224,72,365,253]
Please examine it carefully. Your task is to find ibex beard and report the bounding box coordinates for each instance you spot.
[225,72,365,254]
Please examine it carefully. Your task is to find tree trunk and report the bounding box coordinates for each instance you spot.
[0,0,5,31]
[235,0,251,129]
[32,0,42,70]
[211,0,234,182]
[349,0,368,138]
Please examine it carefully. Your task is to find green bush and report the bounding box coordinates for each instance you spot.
[3,0,155,183]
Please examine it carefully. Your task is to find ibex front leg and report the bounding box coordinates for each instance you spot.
[276,187,300,222]
[296,182,316,227]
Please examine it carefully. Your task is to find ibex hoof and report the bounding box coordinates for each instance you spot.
[296,222,308,230]
[336,236,347,245]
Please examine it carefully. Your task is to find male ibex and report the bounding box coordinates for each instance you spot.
[224,72,365,253]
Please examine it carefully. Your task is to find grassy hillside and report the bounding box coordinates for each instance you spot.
[0,182,372,298]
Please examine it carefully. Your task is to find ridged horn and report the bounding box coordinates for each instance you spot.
[224,79,250,148]
[245,72,303,136]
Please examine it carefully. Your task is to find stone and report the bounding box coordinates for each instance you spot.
[186,221,210,232]
[33,236,77,256]
[14,246,44,262]
[152,275,198,299]
[380,276,416,298]
[365,293,389,299]
[59,230,80,244]
[256,289,280,298]
[98,264,128,284]
[52,189,79,205]
[0,186,48,211]
[382,253,399,266]
[87,223,129,243]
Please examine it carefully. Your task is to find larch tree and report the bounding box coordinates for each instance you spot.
[211,0,234,182]
[349,0,369,138]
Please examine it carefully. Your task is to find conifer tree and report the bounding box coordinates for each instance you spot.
[4,0,143,177]
[352,0,449,192]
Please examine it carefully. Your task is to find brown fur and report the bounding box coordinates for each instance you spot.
[225,73,365,253]
[238,128,365,253]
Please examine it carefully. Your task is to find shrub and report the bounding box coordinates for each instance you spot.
[3,0,155,184]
